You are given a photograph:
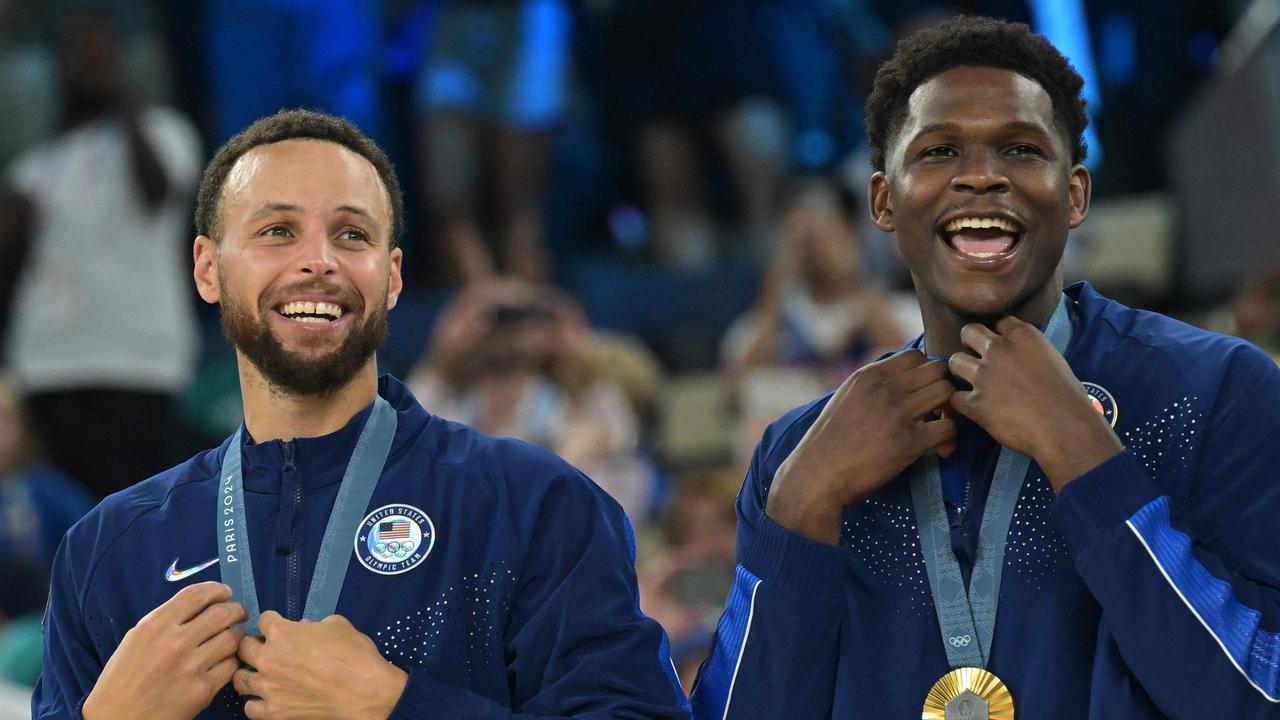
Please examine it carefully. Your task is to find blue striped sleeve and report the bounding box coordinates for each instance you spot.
[1127,496,1280,702]
[690,565,762,720]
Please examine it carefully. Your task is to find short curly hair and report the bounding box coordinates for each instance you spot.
[865,15,1088,171]
[194,109,403,247]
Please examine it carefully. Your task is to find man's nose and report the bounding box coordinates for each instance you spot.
[296,230,337,275]
[951,152,1010,194]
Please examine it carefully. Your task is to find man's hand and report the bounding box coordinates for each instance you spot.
[83,582,246,720]
[766,350,957,544]
[948,317,1124,491]
[234,611,408,720]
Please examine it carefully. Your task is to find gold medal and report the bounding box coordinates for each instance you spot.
[921,667,1015,720]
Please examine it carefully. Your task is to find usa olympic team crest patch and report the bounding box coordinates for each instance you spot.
[1082,382,1118,428]
[355,504,435,575]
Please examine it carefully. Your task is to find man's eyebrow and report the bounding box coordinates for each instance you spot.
[335,205,381,228]
[246,202,302,223]
[1002,120,1053,136]
[912,122,960,137]
[243,203,382,229]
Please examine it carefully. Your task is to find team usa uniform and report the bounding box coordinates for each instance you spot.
[692,283,1280,719]
[34,377,690,719]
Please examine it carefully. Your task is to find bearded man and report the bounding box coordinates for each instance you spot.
[33,109,689,720]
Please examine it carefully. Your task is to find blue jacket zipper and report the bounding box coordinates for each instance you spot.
[277,441,303,621]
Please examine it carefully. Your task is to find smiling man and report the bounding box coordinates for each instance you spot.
[32,110,689,720]
[690,16,1280,720]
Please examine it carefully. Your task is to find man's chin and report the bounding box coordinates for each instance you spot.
[256,354,373,398]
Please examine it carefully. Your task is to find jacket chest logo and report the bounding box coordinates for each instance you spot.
[355,504,435,575]
[1082,382,1118,427]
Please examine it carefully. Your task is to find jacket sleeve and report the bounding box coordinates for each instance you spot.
[1052,343,1280,718]
[389,467,689,720]
[30,534,103,719]
[690,403,851,720]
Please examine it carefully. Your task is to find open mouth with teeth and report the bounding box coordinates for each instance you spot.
[940,216,1023,261]
[275,300,346,324]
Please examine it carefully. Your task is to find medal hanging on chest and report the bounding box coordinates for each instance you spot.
[218,395,398,634]
[912,295,1076,720]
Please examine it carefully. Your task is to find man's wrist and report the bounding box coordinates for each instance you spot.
[368,662,409,720]
[1037,415,1124,493]
[765,463,846,545]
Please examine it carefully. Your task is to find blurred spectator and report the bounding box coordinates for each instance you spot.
[414,0,573,283]
[637,467,739,692]
[601,0,788,269]
[721,178,912,463]
[0,13,202,499]
[1206,263,1280,362]
[0,375,94,687]
[407,277,663,524]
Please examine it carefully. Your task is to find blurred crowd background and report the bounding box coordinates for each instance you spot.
[2,0,1280,712]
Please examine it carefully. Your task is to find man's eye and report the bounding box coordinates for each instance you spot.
[340,229,370,243]
[263,225,291,237]
[1007,144,1043,157]
[921,146,957,158]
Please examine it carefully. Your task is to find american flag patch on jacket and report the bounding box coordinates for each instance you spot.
[378,520,411,540]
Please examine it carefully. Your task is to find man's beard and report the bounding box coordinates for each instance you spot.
[219,282,389,398]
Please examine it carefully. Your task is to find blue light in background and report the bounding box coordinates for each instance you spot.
[1099,12,1136,88]
[1030,0,1103,168]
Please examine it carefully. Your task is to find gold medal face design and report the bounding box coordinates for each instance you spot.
[922,667,1015,720]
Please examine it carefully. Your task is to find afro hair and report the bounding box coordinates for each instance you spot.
[865,15,1088,171]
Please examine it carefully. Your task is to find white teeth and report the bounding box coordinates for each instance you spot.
[278,300,344,321]
[943,216,1017,233]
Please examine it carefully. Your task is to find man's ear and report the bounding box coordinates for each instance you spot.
[387,247,403,311]
[869,171,895,232]
[1068,164,1091,229]
[193,235,221,304]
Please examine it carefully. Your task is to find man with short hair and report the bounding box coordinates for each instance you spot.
[33,109,689,720]
[691,16,1280,719]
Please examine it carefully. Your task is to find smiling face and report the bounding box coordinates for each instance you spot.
[869,66,1089,330]
[193,139,403,397]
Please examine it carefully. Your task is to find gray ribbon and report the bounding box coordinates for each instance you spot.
[217,395,397,635]
[910,295,1074,668]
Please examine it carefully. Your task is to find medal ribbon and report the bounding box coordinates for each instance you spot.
[910,295,1074,669]
[217,395,397,635]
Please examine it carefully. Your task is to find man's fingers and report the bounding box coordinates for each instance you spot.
[947,352,981,384]
[150,582,232,626]
[195,625,245,671]
[207,656,239,692]
[232,668,258,698]
[894,358,950,393]
[257,610,284,637]
[320,614,352,627]
[875,348,928,374]
[920,415,958,451]
[994,315,1028,335]
[238,633,266,667]
[960,322,997,356]
[949,389,977,419]
[185,600,247,644]
[244,698,267,720]
[904,378,955,419]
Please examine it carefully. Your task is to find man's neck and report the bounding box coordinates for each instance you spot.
[237,357,380,443]
[920,282,1062,357]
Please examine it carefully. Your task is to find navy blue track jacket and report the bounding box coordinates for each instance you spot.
[34,376,690,719]
[692,283,1280,719]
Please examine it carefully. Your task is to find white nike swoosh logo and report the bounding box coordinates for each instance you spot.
[165,557,220,582]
